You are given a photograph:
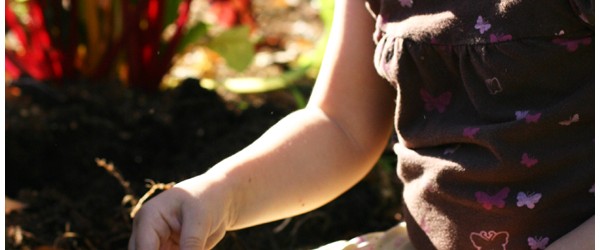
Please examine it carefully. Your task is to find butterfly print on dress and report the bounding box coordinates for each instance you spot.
[516,192,542,209]
[463,127,480,139]
[520,153,538,168]
[420,89,452,113]
[552,37,592,52]
[558,114,579,126]
[527,236,549,250]
[514,110,542,123]
[515,110,529,120]
[489,33,512,43]
[485,77,503,95]
[470,230,510,250]
[474,16,491,34]
[525,113,541,123]
[475,187,510,210]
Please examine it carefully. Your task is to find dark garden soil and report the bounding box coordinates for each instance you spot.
[5,78,404,250]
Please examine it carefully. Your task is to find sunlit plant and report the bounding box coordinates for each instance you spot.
[5,0,256,91]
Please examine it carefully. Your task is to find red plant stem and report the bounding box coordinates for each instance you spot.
[143,0,163,86]
[153,0,193,88]
[126,1,143,89]
[28,1,62,78]
[6,0,210,91]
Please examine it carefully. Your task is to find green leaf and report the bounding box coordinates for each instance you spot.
[296,0,334,78]
[208,25,255,72]
[162,0,182,28]
[223,77,287,93]
[176,22,209,52]
[289,86,307,109]
[221,64,309,93]
[319,0,335,31]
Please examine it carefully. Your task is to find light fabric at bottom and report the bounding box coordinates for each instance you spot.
[314,222,416,250]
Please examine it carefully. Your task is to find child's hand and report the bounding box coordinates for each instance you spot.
[128,175,235,250]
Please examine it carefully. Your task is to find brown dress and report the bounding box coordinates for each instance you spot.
[364,0,594,249]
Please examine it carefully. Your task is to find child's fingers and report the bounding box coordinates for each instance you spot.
[129,206,171,250]
[179,209,209,250]
[129,223,161,250]
[127,232,136,250]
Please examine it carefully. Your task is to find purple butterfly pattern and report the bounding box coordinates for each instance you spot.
[489,33,512,43]
[515,110,530,120]
[474,16,491,34]
[470,230,510,250]
[525,113,541,123]
[516,192,542,209]
[527,236,549,250]
[521,153,538,168]
[420,89,452,113]
[516,110,542,123]
[475,187,510,210]
[463,127,480,139]
[552,37,592,52]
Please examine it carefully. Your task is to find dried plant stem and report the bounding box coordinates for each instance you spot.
[129,180,175,218]
[95,158,137,206]
[95,158,175,219]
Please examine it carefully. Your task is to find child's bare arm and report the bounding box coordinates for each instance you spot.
[224,0,396,230]
[128,0,395,249]
[547,215,594,250]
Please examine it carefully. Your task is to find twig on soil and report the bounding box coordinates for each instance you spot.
[95,158,138,207]
[129,180,175,218]
[95,158,175,219]
[51,222,98,250]
[6,225,34,246]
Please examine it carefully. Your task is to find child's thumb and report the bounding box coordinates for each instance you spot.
[128,209,163,250]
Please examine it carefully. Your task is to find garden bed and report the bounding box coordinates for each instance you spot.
[5,79,403,249]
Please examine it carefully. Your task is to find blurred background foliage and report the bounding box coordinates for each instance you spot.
[5,0,334,103]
